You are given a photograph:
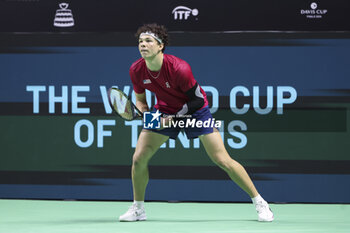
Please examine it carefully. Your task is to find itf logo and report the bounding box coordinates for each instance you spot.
[172,6,199,20]
[143,110,162,129]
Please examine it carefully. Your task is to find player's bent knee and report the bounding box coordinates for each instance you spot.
[132,155,150,169]
[132,153,148,165]
[132,145,156,167]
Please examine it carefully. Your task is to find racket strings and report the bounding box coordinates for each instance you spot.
[109,87,141,121]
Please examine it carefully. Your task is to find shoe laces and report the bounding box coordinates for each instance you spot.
[128,203,138,211]
[127,203,144,215]
[255,201,269,214]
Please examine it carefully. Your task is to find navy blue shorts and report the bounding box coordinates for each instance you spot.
[146,106,215,139]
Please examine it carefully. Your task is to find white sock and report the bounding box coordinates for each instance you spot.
[251,194,264,205]
[133,201,144,208]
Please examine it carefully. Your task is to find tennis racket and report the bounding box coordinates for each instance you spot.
[108,87,142,121]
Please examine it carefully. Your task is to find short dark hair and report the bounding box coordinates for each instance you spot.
[135,23,169,52]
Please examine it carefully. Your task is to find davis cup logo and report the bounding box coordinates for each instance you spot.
[300,2,327,19]
[54,3,75,27]
[172,6,199,20]
[311,2,318,9]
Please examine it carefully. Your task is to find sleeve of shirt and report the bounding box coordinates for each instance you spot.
[175,61,205,116]
[176,61,197,93]
[129,67,145,94]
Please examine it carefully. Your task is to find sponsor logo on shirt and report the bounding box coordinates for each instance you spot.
[143,79,152,84]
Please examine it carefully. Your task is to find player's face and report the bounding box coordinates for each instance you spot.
[138,35,163,59]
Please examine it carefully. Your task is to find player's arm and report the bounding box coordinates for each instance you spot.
[177,82,205,117]
[135,92,149,113]
[130,67,149,114]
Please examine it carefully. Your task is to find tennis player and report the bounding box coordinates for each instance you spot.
[119,24,274,222]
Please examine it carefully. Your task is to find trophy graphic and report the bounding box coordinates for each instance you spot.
[54,3,74,27]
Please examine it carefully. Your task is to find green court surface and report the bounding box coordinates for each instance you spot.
[0,200,349,233]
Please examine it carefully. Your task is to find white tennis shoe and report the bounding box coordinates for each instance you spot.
[255,200,274,222]
[119,203,147,222]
